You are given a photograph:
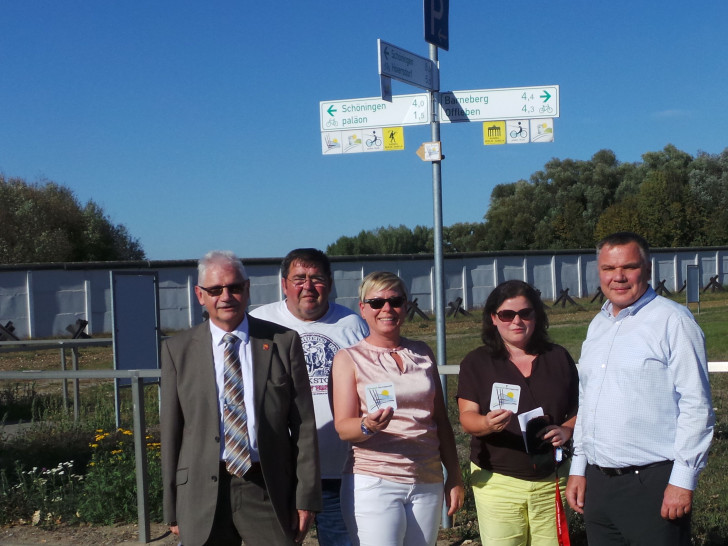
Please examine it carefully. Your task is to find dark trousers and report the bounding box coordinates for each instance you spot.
[584,462,691,546]
[203,462,293,546]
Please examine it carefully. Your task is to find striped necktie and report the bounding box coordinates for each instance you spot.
[222,333,252,477]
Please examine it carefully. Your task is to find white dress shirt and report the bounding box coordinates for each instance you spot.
[571,287,714,490]
[209,316,259,462]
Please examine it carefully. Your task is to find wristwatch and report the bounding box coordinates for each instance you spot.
[360,416,375,436]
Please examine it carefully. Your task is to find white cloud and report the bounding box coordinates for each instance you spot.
[651,109,690,120]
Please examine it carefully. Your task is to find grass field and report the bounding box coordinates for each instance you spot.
[1,290,726,544]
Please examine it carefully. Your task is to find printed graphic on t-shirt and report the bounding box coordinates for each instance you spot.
[300,333,340,396]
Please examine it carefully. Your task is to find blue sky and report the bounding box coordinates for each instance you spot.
[1,1,726,260]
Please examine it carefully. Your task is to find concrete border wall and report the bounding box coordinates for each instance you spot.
[0,247,725,339]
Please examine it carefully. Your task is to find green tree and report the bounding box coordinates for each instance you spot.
[634,170,696,247]
[327,225,433,255]
[481,179,555,250]
[81,201,145,261]
[529,150,627,248]
[594,196,642,240]
[443,222,489,252]
[595,145,728,247]
[481,150,629,250]
[0,175,145,263]
[687,149,728,245]
[641,144,693,175]
[326,145,728,256]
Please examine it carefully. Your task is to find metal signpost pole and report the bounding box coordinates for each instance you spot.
[424,0,450,528]
[429,42,452,529]
[429,43,446,383]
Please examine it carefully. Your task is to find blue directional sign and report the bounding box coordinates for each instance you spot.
[378,39,438,91]
[424,0,449,51]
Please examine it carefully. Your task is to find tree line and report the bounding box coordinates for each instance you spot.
[327,145,728,255]
[0,175,145,263]
[3,143,726,264]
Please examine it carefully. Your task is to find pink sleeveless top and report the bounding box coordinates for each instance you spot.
[340,337,443,484]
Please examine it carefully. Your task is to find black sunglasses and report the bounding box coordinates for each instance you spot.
[364,296,407,309]
[198,282,248,297]
[495,308,535,322]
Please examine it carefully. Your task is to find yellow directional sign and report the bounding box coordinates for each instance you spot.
[383,127,404,150]
[483,121,506,145]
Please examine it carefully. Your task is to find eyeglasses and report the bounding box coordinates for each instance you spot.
[198,282,248,297]
[285,275,329,288]
[363,296,407,309]
[495,308,535,322]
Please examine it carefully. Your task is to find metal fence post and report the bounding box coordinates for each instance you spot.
[72,347,80,422]
[60,346,68,410]
[131,373,151,544]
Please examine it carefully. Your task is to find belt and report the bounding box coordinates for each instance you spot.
[591,460,672,477]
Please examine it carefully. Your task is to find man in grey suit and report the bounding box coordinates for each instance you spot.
[161,250,321,545]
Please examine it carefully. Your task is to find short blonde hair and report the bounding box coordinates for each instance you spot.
[358,271,408,302]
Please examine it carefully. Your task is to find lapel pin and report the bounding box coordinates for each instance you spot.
[263,343,270,351]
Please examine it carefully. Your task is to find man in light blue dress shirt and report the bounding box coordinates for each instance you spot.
[566,232,714,545]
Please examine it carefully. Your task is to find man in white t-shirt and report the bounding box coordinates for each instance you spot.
[251,248,368,546]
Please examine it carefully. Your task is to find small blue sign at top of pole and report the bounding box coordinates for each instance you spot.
[424,0,449,51]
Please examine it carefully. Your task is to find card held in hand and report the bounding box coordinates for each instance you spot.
[365,382,397,412]
[489,382,521,411]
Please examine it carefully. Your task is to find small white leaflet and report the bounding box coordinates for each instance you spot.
[489,383,521,411]
[518,407,545,453]
[365,382,397,412]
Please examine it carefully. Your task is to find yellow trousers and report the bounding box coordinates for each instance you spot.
[470,462,568,546]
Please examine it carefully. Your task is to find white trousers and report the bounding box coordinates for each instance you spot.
[340,473,444,546]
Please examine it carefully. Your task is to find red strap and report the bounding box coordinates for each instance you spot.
[555,476,571,546]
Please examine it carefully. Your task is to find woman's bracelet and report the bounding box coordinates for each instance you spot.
[360,416,376,436]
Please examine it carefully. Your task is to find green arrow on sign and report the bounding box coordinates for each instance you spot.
[327,105,337,116]
[540,90,551,102]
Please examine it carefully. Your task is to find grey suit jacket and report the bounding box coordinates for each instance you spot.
[161,316,321,546]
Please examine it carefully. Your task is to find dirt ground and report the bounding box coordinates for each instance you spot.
[0,522,179,545]
[0,523,475,545]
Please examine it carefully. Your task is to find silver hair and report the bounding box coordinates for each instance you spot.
[198,250,248,285]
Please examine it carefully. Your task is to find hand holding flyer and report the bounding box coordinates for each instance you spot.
[518,407,554,454]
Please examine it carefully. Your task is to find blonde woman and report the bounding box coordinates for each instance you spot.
[332,271,464,546]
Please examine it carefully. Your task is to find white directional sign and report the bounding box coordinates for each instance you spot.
[320,93,430,131]
[378,39,438,91]
[440,86,559,123]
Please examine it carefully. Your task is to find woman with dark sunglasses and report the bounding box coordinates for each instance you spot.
[331,271,464,546]
[456,280,578,546]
